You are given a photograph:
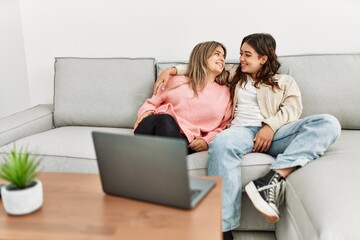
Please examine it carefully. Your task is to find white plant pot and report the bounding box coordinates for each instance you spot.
[1,179,43,215]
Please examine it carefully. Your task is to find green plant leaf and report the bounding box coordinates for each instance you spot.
[0,145,41,189]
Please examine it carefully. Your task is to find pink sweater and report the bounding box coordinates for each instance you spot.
[137,76,232,144]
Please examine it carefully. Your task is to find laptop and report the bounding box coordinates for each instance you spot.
[92,132,216,209]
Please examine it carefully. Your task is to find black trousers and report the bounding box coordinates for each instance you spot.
[134,114,194,154]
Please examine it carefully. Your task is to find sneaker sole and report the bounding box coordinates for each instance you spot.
[245,181,280,224]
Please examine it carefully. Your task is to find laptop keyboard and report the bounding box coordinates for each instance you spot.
[190,189,202,200]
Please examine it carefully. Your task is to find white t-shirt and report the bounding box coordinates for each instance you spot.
[231,78,264,127]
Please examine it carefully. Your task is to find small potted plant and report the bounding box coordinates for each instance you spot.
[0,145,43,215]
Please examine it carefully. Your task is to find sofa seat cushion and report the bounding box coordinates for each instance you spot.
[276,130,360,240]
[0,126,133,173]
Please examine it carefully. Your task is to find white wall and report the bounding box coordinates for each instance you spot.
[1,0,360,116]
[0,0,30,119]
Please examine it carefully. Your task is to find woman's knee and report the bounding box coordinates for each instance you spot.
[157,114,177,126]
[306,114,342,141]
[321,114,341,139]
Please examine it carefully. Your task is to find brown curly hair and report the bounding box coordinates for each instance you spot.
[229,33,281,98]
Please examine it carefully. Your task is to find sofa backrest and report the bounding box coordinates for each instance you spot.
[278,54,360,130]
[53,57,156,128]
[159,54,360,130]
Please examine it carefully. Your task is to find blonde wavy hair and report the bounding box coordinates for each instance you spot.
[185,41,228,96]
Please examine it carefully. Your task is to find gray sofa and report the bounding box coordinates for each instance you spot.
[1,54,359,240]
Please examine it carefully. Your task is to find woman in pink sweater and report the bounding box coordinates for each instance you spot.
[134,41,232,154]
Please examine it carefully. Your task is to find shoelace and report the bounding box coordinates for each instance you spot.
[257,177,286,207]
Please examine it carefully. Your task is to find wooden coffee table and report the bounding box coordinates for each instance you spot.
[0,173,222,240]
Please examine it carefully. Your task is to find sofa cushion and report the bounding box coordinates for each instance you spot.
[156,62,187,77]
[53,58,156,128]
[276,130,360,240]
[0,126,133,173]
[278,54,360,130]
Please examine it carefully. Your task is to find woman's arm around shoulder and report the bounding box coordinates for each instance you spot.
[153,64,188,95]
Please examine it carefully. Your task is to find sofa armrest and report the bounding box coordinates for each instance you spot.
[0,104,54,147]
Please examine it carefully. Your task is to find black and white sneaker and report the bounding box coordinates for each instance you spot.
[245,170,286,223]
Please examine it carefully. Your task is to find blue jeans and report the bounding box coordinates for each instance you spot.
[207,114,341,231]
